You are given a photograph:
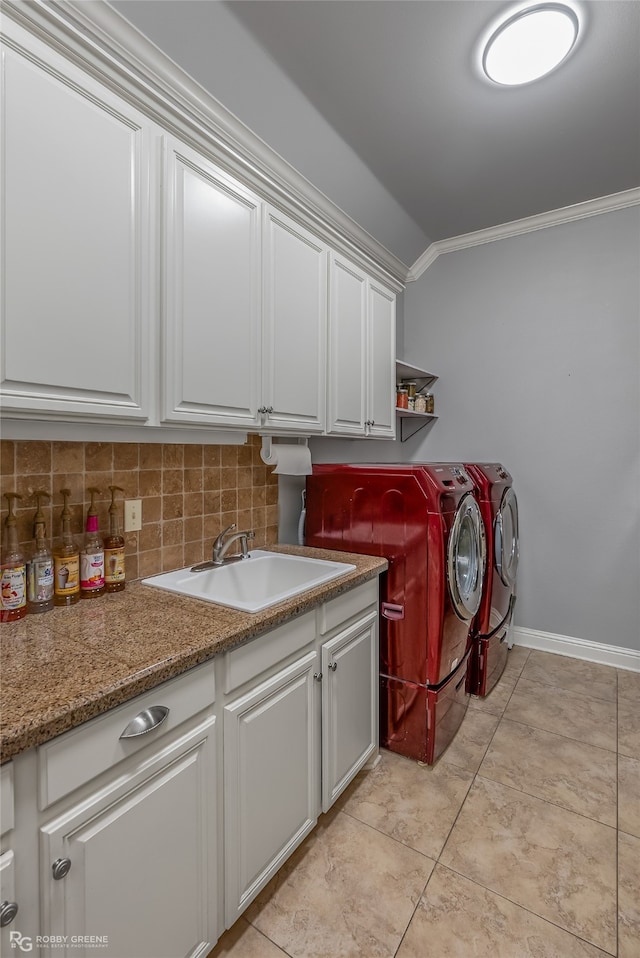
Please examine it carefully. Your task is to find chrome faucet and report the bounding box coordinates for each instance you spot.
[190,524,255,573]
[212,524,255,565]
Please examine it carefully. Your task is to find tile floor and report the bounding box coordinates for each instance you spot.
[209,647,640,958]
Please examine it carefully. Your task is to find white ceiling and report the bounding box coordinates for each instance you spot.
[111,0,640,255]
[227,1,640,242]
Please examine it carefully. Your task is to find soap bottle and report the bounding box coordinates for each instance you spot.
[1,492,27,623]
[27,491,54,614]
[81,487,105,599]
[104,485,126,593]
[53,489,80,607]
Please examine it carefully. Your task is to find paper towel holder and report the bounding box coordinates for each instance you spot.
[260,435,309,464]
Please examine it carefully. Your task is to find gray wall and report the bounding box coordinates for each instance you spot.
[110,0,428,265]
[308,207,640,651]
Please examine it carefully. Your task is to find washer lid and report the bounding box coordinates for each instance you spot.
[448,493,487,620]
[495,487,519,588]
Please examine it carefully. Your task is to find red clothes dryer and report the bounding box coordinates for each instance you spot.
[464,463,519,696]
[305,463,486,764]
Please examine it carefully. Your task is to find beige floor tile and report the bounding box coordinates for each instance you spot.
[618,697,640,759]
[440,777,617,953]
[503,644,531,676]
[440,708,500,773]
[335,747,473,859]
[469,670,518,715]
[208,918,288,957]
[396,864,611,958]
[617,668,640,702]
[619,754,640,838]
[504,677,617,751]
[618,831,640,958]
[520,651,617,702]
[245,810,435,958]
[479,719,617,825]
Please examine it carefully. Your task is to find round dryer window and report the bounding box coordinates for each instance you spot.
[495,487,519,588]
[447,493,487,620]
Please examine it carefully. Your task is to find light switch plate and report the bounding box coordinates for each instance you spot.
[124,498,142,532]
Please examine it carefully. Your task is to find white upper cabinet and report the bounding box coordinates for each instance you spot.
[326,254,396,438]
[162,139,262,428]
[367,279,397,439]
[262,207,327,434]
[0,28,152,423]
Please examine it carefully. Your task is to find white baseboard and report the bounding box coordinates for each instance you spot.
[511,627,640,673]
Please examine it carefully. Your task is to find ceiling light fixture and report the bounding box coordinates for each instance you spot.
[482,3,580,86]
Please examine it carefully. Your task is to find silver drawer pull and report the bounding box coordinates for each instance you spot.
[120,706,169,739]
[1,901,19,926]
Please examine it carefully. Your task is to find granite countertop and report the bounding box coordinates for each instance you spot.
[0,545,387,764]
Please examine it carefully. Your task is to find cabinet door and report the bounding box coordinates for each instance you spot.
[321,611,378,812]
[326,254,367,436]
[0,29,151,422]
[262,208,327,433]
[39,715,217,958]
[367,281,396,439]
[0,850,17,956]
[224,651,319,926]
[163,139,262,427]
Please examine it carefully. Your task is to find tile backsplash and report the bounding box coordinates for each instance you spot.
[0,435,279,580]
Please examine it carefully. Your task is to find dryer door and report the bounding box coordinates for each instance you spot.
[495,487,519,588]
[447,493,487,620]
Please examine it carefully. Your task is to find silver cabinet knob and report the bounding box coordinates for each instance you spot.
[120,705,169,739]
[328,661,337,672]
[0,901,19,927]
[313,672,323,681]
[52,858,72,880]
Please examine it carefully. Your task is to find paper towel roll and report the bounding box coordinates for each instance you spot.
[260,441,312,475]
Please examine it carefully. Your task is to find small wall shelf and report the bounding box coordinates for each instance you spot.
[396,359,438,442]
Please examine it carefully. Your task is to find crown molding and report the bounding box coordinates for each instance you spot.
[1,0,408,292]
[407,186,640,282]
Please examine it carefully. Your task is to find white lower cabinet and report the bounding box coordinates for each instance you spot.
[39,716,217,958]
[223,650,319,927]
[222,581,379,927]
[321,610,378,812]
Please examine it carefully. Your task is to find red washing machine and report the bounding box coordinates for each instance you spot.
[464,463,519,696]
[305,463,486,764]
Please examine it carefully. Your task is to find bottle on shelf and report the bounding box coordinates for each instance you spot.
[27,491,54,615]
[53,489,80,607]
[104,485,126,593]
[81,487,105,599]
[1,492,27,623]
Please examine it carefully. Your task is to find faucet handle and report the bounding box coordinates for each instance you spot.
[214,523,236,550]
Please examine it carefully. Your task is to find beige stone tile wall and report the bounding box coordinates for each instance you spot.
[0,435,278,580]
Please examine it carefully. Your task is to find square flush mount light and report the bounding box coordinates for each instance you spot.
[481,3,580,85]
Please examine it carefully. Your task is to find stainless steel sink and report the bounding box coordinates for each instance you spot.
[141,550,356,613]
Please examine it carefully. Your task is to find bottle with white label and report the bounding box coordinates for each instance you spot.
[104,485,126,592]
[27,490,54,614]
[54,489,80,607]
[81,486,105,599]
[1,492,27,623]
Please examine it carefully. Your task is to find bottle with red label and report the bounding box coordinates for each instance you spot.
[1,492,27,623]
[81,486,105,599]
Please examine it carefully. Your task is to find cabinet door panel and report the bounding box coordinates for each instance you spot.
[322,612,378,812]
[327,255,367,435]
[367,281,396,439]
[0,38,150,421]
[262,209,326,432]
[39,717,217,958]
[224,651,319,926]
[163,141,261,426]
